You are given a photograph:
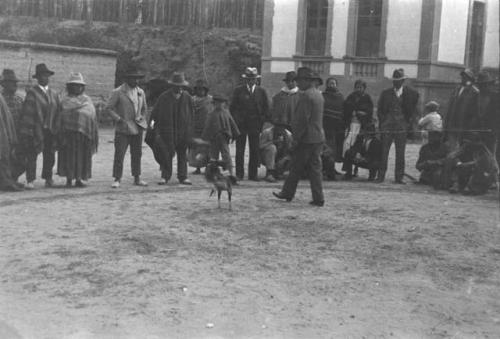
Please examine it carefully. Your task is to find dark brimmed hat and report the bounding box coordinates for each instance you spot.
[460,68,475,81]
[241,67,261,79]
[295,67,322,81]
[425,100,440,111]
[193,79,209,91]
[33,63,54,78]
[282,71,296,82]
[169,72,189,87]
[0,69,19,83]
[391,68,408,81]
[123,66,145,78]
[212,94,228,103]
[476,70,494,84]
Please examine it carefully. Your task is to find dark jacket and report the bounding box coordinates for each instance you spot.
[150,89,194,152]
[202,107,240,142]
[343,91,374,128]
[271,88,299,128]
[292,87,325,144]
[444,85,480,135]
[229,85,270,132]
[350,134,382,166]
[377,86,419,126]
[322,88,345,137]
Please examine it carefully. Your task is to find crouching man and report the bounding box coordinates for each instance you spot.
[259,122,293,182]
[342,124,382,181]
[415,131,448,188]
[446,132,498,195]
[202,94,240,178]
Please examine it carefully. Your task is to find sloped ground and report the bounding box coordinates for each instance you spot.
[0,129,499,339]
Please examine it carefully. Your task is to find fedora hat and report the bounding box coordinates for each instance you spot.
[391,68,408,81]
[424,100,440,112]
[32,63,54,78]
[476,70,494,84]
[66,72,86,85]
[123,65,145,78]
[460,68,475,81]
[282,71,297,82]
[241,67,261,79]
[193,79,209,90]
[168,72,189,87]
[295,67,322,81]
[1,69,19,83]
[212,94,229,103]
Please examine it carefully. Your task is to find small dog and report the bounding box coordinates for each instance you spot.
[205,160,237,209]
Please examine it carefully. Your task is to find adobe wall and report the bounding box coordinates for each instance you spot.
[0,40,117,103]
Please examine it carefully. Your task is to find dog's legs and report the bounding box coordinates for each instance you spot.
[228,189,232,210]
[217,189,222,209]
[210,189,215,197]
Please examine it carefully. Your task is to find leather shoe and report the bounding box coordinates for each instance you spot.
[273,191,292,202]
[179,179,192,185]
[309,200,324,207]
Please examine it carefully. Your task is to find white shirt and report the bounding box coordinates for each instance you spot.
[418,111,443,131]
[124,83,140,115]
[247,84,256,94]
[394,86,403,98]
[37,84,49,94]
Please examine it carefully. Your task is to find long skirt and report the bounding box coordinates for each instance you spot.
[57,131,93,181]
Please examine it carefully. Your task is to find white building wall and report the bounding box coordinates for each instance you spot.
[483,0,499,68]
[385,0,423,60]
[270,0,299,57]
[438,0,469,64]
[330,0,350,58]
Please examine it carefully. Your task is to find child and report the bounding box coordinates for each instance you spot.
[418,101,442,144]
[201,95,240,178]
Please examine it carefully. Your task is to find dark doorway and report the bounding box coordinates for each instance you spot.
[355,0,383,57]
[305,0,328,55]
[467,1,485,72]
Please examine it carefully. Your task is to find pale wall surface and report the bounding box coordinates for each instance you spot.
[438,0,469,64]
[0,47,116,102]
[385,0,422,60]
[270,0,299,57]
[483,0,499,68]
[330,0,349,58]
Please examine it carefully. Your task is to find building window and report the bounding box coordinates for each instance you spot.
[467,1,485,72]
[305,0,328,55]
[355,0,383,57]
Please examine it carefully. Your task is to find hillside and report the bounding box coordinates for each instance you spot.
[0,16,262,97]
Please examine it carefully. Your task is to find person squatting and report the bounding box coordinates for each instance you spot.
[0,64,498,204]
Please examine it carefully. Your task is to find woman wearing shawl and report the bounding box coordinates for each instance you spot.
[0,93,22,191]
[322,77,344,179]
[57,73,98,187]
[189,79,213,174]
[342,80,374,158]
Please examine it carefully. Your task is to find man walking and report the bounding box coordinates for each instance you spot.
[273,67,325,206]
[376,68,419,184]
[150,72,194,185]
[230,67,270,181]
[16,63,61,189]
[106,66,148,188]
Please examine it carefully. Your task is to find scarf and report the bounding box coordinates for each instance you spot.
[60,94,99,153]
[0,94,17,160]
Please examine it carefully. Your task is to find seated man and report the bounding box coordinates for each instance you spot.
[415,131,449,188]
[342,124,382,181]
[446,132,498,195]
[259,122,293,182]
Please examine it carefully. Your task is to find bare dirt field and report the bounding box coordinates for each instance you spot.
[1,129,499,339]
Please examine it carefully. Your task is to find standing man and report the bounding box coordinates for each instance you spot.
[191,79,213,174]
[476,70,498,154]
[273,67,325,206]
[1,69,24,130]
[230,67,270,181]
[150,72,194,185]
[376,68,419,184]
[106,66,148,188]
[16,63,61,189]
[270,71,299,128]
[444,69,480,152]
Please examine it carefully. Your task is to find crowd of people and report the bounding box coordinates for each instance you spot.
[0,62,498,205]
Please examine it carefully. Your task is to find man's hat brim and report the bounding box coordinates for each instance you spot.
[242,74,261,79]
[168,80,189,87]
[33,71,55,78]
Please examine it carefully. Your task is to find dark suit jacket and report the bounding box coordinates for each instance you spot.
[444,85,480,134]
[377,86,419,125]
[292,87,325,144]
[229,85,269,132]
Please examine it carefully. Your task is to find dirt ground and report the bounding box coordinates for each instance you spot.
[1,129,499,339]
